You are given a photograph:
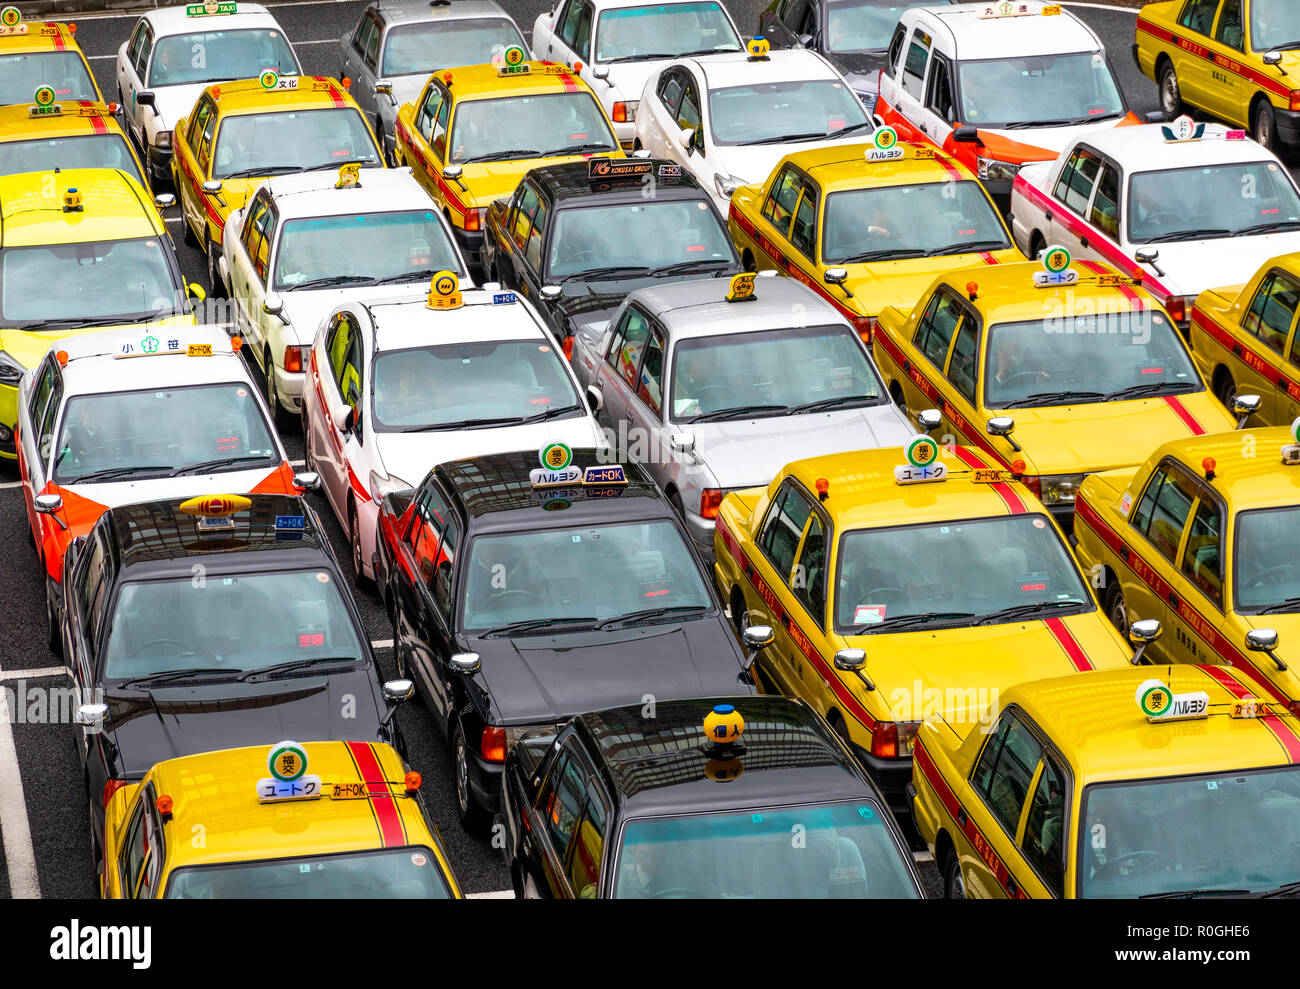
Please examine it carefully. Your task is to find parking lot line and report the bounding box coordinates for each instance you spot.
[0,670,42,898]
[466,889,514,899]
[0,667,71,683]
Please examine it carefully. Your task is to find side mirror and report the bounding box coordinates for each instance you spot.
[1127,618,1162,665]
[154,192,175,208]
[676,127,695,149]
[380,678,414,728]
[1247,628,1287,672]
[443,164,464,179]
[584,385,603,413]
[743,625,774,649]
[263,293,285,316]
[1135,248,1160,265]
[916,408,942,432]
[136,91,156,109]
[374,82,393,95]
[796,33,813,47]
[34,493,63,515]
[332,404,355,432]
[541,284,562,299]
[952,125,979,144]
[833,648,865,671]
[986,415,1015,437]
[293,471,322,492]
[76,703,108,726]
[592,65,609,80]
[1264,50,1282,66]
[450,652,481,674]
[1233,394,1262,429]
[670,431,696,454]
[200,179,222,195]
[823,268,848,285]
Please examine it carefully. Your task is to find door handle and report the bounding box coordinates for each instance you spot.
[1167,591,1179,608]
[903,359,912,373]
[1044,209,1053,221]
[1006,875,1019,897]
[1233,345,1243,357]
[957,807,967,827]
[1119,545,1129,561]
[919,123,928,134]
[1280,378,1291,389]
[1080,236,1090,249]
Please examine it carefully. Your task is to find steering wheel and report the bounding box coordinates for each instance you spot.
[1096,850,1174,878]
[568,250,603,265]
[1000,370,1049,388]
[135,638,196,656]
[652,887,699,898]
[291,259,335,279]
[1247,564,1300,586]
[687,384,729,408]
[489,590,542,607]
[1138,212,1179,235]
[863,586,906,606]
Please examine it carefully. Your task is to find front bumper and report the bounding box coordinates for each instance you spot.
[1278,107,1300,147]
[1046,502,1075,536]
[146,142,173,183]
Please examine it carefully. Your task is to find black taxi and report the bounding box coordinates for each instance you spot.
[65,492,413,876]
[373,446,769,831]
[501,695,924,898]
[480,156,741,355]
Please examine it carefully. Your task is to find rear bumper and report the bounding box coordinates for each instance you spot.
[466,744,503,814]
[850,743,913,819]
[146,143,172,183]
[454,226,485,270]
[1277,107,1300,147]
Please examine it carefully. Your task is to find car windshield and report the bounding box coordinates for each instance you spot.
[449,93,617,163]
[835,514,1088,630]
[0,237,183,326]
[382,17,525,76]
[983,309,1199,408]
[957,52,1124,128]
[822,180,1008,263]
[212,107,380,179]
[147,29,297,87]
[1250,0,1300,52]
[669,323,884,421]
[1235,506,1300,613]
[595,2,741,61]
[53,382,279,483]
[101,568,363,680]
[824,1,937,54]
[709,79,869,146]
[1079,766,1300,898]
[0,134,144,186]
[167,846,451,898]
[371,339,583,430]
[1127,162,1300,243]
[615,801,918,898]
[273,209,461,290]
[462,521,710,629]
[0,52,98,105]
[545,200,734,278]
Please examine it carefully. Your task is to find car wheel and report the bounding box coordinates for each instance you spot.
[349,501,374,591]
[1214,369,1237,412]
[1028,231,1046,261]
[451,719,489,833]
[205,237,224,298]
[943,851,966,899]
[391,604,408,679]
[1104,581,1128,638]
[1253,100,1278,153]
[263,348,291,430]
[45,579,62,656]
[181,212,198,247]
[1158,62,1183,119]
[889,382,907,415]
[742,249,757,273]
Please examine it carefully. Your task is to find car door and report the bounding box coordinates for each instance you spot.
[897,289,966,430]
[519,191,550,302]
[1239,269,1300,424]
[1122,459,1202,643]
[339,11,371,95]
[526,741,586,897]
[597,305,652,428]
[751,164,804,270]
[623,320,666,453]
[1171,0,1221,111]
[231,192,272,351]
[402,482,461,730]
[19,354,60,539]
[787,502,831,703]
[349,12,382,117]
[318,311,360,516]
[746,479,817,696]
[550,0,593,70]
[919,51,957,148]
[1046,145,1103,255]
[1204,0,1247,124]
[1281,298,1300,424]
[1164,487,1229,667]
[118,19,149,143]
[176,96,215,242]
[940,310,982,444]
[877,21,909,122]
[498,181,541,293]
[887,24,933,145]
[785,172,821,284]
[664,69,706,181]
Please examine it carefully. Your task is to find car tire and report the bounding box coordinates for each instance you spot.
[742,249,757,273]
[889,382,907,415]
[1104,581,1128,638]
[1213,369,1237,412]
[45,579,62,657]
[205,237,224,298]
[1028,231,1046,261]
[1253,99,1278,153]
[1158,61,1184,119]
[827,712,852,748]
[349,500,374,592]
[180,213,198,247]
[451,719,489,833]
[943,850,966,899]
[263,348,291,431]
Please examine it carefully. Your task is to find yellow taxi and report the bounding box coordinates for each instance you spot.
[1190,251,1300,424]
[0,167,200,460]
[101,739,462,898]
[727,133,1024,343]
[1074,424,1300,715]
[171,73,383,284]
[912,664,1300,898]
[1135,0,1300,153]
[0,95,144,187]
[0,10,102,107]
[713,439,1146,817]
[394,45,622,269]
[872,253,1238,529]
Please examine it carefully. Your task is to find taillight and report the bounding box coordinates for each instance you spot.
[562,335,574,360]
[853,315,876,344]
[612,101,629,123]
[282,345,305,374]
[481,725,506,763]
[870,722,898,759]
[699,488,724,519]
[1287,700,1300,719]
[1291,92,1300,113]
[1166,296,1188,323]
[102,778,127,807]
[462,207,485,232]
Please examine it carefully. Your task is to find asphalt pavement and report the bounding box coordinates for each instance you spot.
[0,0,1287,901]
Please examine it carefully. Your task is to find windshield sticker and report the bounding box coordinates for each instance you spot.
[854,604,885,625]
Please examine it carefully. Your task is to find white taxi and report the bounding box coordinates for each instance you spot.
[116,2,302,186]
[530,0,746,150]
[219,165,467,425]
[632,42,874,213]
[302,278,603,584]
[1010,119,1300,329]
[14,325,313,650]
[875,1,1142,204]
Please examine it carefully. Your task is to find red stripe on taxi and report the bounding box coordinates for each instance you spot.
[949,446,1026,513]
[1043,617,1094,672]
[1194,306,1300,404]
[345,741,406,847]
[1136,17,1291,101]
[1197,665,1300,763]
[79,100,107,133]
[1161,394,1205,435]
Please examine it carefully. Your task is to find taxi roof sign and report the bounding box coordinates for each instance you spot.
[704,703,745,744]
[746,36,770,61]
[1033,244,1078,287]
[726,272,756,303]
[178,494,252,517]
[30,86,59,118]
[0,5,23,33]
[1136,678,1209,723]
[426,269,462,310]
[977,2,1059,15]
[587,157,653,181]
[336,162,361,189]
[1161,115,1206,144]
[865,127,903,163]
[187,1,237,15]
[895,436,947,485]
[258,740,324,803]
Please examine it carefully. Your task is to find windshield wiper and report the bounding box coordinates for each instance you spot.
[459,149,543,163]
[603,51,678,62]
[562,265,651,282]
[687,403,791,422]
[1142,228,1231,244]
[218,165,303,179]
[1140,887,1251,899]
[118,667,239,689]
[1253,880,1300,898]
[595,605,709,629]
[17,311,171,332]
[286,274,377,291]
[67,464,173,483]
[1001,390,1107,409]
[747,131,830,145]
[972,600,1088,626]
[368,268,441,285]
[855,611,976,632]
[298,159,376,173]
[786,394,878,414]
[924,239,1008,257]
[544,142,617,156]
[170,454,274,477]
[237,656,357,681]
[1105,381,1197,401]
[678,46,743,56]
[646,259,734,276]
[398,416,521,432]
[518,403,583,423]
[1234,220,1300,237]
[836,248,927,263]
[1002,118,1088,129]
[480,616,599,638]
[1256,596,1300,615]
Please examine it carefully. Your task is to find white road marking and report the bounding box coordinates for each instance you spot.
[0,667,71,683]
[0,479,23,490]
[912,850,935,864]
[0,664,42,898]
[467,889,514,899]
[370,638,394,649]
[290,459,305,467]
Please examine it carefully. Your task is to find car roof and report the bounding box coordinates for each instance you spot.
[1075,123,1288,173]
[528,158,709,207]
[1006,666,1300,785]
[57,325,251,394]
[142,3,281,36]
[1139,426,1300,513]
[588,0,731,12]
[575,695,880,816]
[203,75,354,114]
[0,19,80,52]
[781,142,978,192]
[261,166,439,220]
[0,167,163,246]
[628,275,852,338]
[688,47,840,89]
[440,61,593,100]
[366,291,549,351]
[914,1,1100,60]
[0,101,126,140]
[371,0,514,27]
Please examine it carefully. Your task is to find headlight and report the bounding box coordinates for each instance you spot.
[0,349,25,387]
[154,130,172,151]
[977,156,1020,183]
[1033,473,1087,506]
[369,469,414,506]
[857,91,878,114]
[714,173,744,199]
[612,99,638,123]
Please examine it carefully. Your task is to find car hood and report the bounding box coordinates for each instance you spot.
[1126,233,1300,297]
[823,51,886,95]
[104,670,384,778]
[387,74,428,109]
[842,248,1024,316]
[550,267,737,327]
[473,620,751,724]
[719,137,872,187]
[684,406,915,488]
[459,154,618,208]
[974,115,1139,162]
[0,314,195,375]
[277,283,429,345]
[151,84,214,132]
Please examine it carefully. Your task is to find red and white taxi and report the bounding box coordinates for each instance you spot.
[15,325,312,652]
[301,279,603,585]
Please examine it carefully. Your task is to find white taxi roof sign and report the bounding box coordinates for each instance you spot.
[977,2,1059,16]
[426,269,462,310]
[1033,244,1077,288]
[1135,678,1209,723]
[1162,115,1205,143]
[187,1,237,15]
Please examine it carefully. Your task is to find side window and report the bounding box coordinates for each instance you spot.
[118,799,149,897]
[790,182,818,258]
[1090,163,1120,238]
[781,0,808,30]
[915,292,964,369]
[762,166,802,233]
[758,481,813,582]
[1216,0,1243,50]
[363,15,381,69]
[188,98,212,147]
[558,0,585,48]
[925,55,954,121]
[1243,271,1300,354]
[431,90,450,160]
[242,195,271,279]
[947,319,978,403]
[430,497,460,619]
[27,355,56,437]
[677,76,702,134]
[1052,148,1101,214]
[416,85,443,143]
[566,785,606,898]
[544,748,586,857]
[525,197,548,271]
[82,529,111,658]
[1130,464,1198,564]
[126,21,146,73]
[1178,0,1219,34]
[326,312,355,395]
[1020,755,1067,897]
[572,2,593,61]
[512,183,541,248]
[901,29,931,100]
[791,512,827,624]
[658,70,684,119]
[351,14,369,54]
[1181,497,1223,607]
[605,308,636,369]
[614,310,651,385]
[135,793,163,899]
[971,711,1043,837]
[340,328,363,406]
[134,26,153,80]
[634,327,664,415]
[409,484,451,599]
[885,24,906,77]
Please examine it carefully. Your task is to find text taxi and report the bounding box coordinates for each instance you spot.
[1135,0,1300,152]
[872,254,1237,528]
[912,665,1300,898]
[1074,423,1300,714]
[0,10,102,106]
[1189,251,1300,423]
[102,740,462,897]
[171,72,384,291]
[712,439,1147,814]
[394,47,622,268]
[0,95,144,186]
[0,168,192,460]
[727,133,1023,342]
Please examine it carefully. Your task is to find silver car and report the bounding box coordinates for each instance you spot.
[337,0,527,166]
[571,275,915,564]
